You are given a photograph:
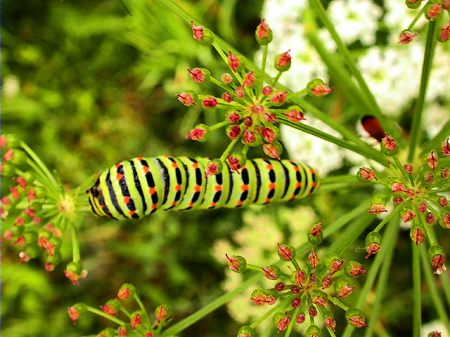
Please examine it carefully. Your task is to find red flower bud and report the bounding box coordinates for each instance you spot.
[275,282,285,291]
[424,171,434,183]
[227,153,247,171]
[131,312,142,329]
[308,306,318,317]
[202,96,218,108]
[226,254,247,272]
[291,297,301,308]
[404,163,414,174]
[271,91,287,104]
[322,274,333,289]
[261,127,277,143]
[242,130,260,146]
[277,243,295,261]
[429,245,446,275]
[235,85,245,98]
[243,72,256,87]
[285,106,306,122]
[365,231,381,259]
[67,306,80,322]
[237,326,256,337]
[427,151,438,170]
[324,316,337,331]
[368,203,388,214]
[401,209,416,222]
[410,225,426,245]
[425,4,442,21]
[438,196,448,207]
[358,167,377,181]
[177,91,196,106]
[328,257,344,275]
[226,111,241,123]
[441,167,449,179]
[222,92,233,103]
[296,313,306,324]
[426,212,436,225]
[186,124,209,142]
[274,50,291,72]
[307,79,332,96]
[441,138,450,157]
[228,51,241,72]
[101,304,117,316]
[294,269,307,285]
[262,85,273,96]
[251,288,276,305]
[418,201,427,212]
[381,134,397,155]
[345,307,367,328]
[221,72,233,84]
[274,314,290,333]
[255,19,272,45]
[117,284,135,300]
[308,249,320,269]
[391,182,406,193]
[399,30,418,44]
[438,23,450,42]
[155,305,171,322]
[346,261,367,277]
[262,266,280,280]
[188,67,210,83]
[205,159,223,176]
[443,213,450,228]
[263,142,282,159]
[336,281,356,298]
[190,21,213,45]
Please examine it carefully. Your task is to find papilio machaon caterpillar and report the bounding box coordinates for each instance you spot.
[87,156,318,220]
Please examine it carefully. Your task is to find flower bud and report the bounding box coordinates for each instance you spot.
[426,212,436,225]
[401,209,416,222]
[117,283,135,300]
[308,249,320,269]
[308,222,324,245]
[262,85,273,96]
[237,326,256,337]
[226,125,243,140]
[404,163,414,174]
[345,307,367,328]
[391,182,406,193]
[228,51,242,72]
[227,153,247,171]
[130,311,142,329]
[438,195,448,207]
[365,231,381,258]
[177,91,197,106]
[410,224,426,245]
[308,305,318,317]
[312,291,327,306]
[243,72,256,88]
[261,126,278,144]
[405,0,421,9]
[335,278,356,297]
[442,213,450,228]
[277,243,295,261]
[425,3,442,21]
[251,288,276,305]
[427,151,438,170]
[307,79,332,96]
[188,67,210,83]
[441,167,449,179]
[255,19,272,45]
[438,23,450,42]
[399,30,418,44]
[235,85,245,98]
[306,324,321,337]
[429,245,446,275]
[221,72,233,84]
[186,124,209,142]
[205,159,223,176]
[322,274,333,289]
[226,254,247,272]
[441,139,450,157]
[418,201,427,213]
[274,50,291,72]
[190,21,213,45]
[202,96,218,108]
[285,106,306,122]
[368,202,388,214]
[324,314,337,331]
[291,297,301,308]
[270,91,287,105]
[381,134,397,155]
[345,261,367,277]
[222,92,233,103]
[101,299,120,316]
[273,313,290,333]
[242,130,262,147]
[424,171,434,183]
[296,313,306,324]
[263,141,282,159]
[67,303,86,322]
[294,269,307,285]
[358,167,377,182]
[226,110,241,123]
[155,304,172,322]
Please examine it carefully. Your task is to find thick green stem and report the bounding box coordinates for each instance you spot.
[408,21,437,162]
[412,245,421,337]
[71,225,81,263]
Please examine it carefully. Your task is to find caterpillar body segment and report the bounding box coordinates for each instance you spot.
[87,156,319,220]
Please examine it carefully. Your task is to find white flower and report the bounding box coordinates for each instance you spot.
[328,0,382,45]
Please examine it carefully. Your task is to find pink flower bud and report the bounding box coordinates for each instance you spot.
[443,0,450,10]
[399,30,418,44]
[346,262,367,277]
[291,297,301,308]
[261,127,277,143]
[226,254,246,272]
[186,124,209,142]
[430,246,446,275]
[324,316,337,331]
[443,213,450,228]
[227,125,242,140]
[401,209,416,222]
[228,51,241,72]
[271,91,287,104]
[294,269,307,285]
[243,72,255,87]
[275,315,290,333]
[222,92,233,103]
[67,306,80,322]
[358,167,377,181]
[131,312,142,329]
[424,171,434,183]
[328,258,344,275]
[426,210,435,223]
[426,4,442,21]
[368,203,388,214]
[441,167,449,179]
[277,243,295,261]
[205,160,223,176]
[275,282,285,291]
[381,134,397,155]
[321,275,333,289]
[221,72,233,84]
[263,142,282,159]
[188,67,210,83]
[177,92,196,106]
[337,283,356,298]
[393,196,404,204]
[101,304,117,316]
[296,313,306,324]
[262,266,280,280]
[190,22,213,45]
[418,201,428,213]
[309,306,318,317]
[255,19,272,45]
[235,85,245,98]
[308,249,319,269]
[274,50,291,72]
[308,80,332,97]
[226,111,241,123]
[202,96,218,108]
[410,226,426,245]
[392,182,406,193]
[438,196,448,207]
[427,151,438,170]
[442,138,450,157]
[312,294,327,306]
[346,308,367,328]
[404,163,414,174]
[264,112,277,123]
[242,130,258,145]
[227,153,246,171]
[285,106,306,122]
[262,85,273,96]
[438,23,450,42]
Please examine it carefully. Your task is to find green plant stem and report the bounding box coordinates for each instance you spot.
[408,21,437,162]
[250,300,288,329]
[71,225,81,263]
[258,44,268,94]
[161,274,259,337]
[412,245,421,337]
[323,200,371,238]
[327,295,349,311]
[420,247,450,333]
[278,116,386,164]
[342,215,399,337]
[374,206,401,232]
[288,89,308,100]
[86,306,126,325]
[441,270,450,308]
[210,76,232,92]
[306,0,401,141]
[134,294,150,322]
[284,307,300,337]
[407,5,428,31]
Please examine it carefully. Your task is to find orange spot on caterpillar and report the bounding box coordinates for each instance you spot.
[116,173,124,180]
[295,182,302,188]
[194,185,202,192]
[137,156,144,160]
[188,202,194,207]
[143,166,150,173]
[236,200,244,206]
[151,203,158,209]
[172,201,177,206]
[192,162,199,168]
[210,202,217,207]
[123,196,130,204]
[268,183,276,190]
[175,184,182,192]
[214,184,222,192]
[264,198,271,203]
[129,210,136,216]
[266,164,273,170]
[172,162,178,168]
[149,187,156,195]
[241,185,249,191]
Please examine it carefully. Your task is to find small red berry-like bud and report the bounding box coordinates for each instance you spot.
[424,171,434,183]
[425,3,442,21]
[190,21,213,45]
[274,50,291,72]
[188,67,210,83]
[307,79,332,96]
[428,331,442,337]
[64,261,86,285]
[381,134,398,155]
[101,303,117,316]
[155,304,171,322]
[262,266,280,280]
[251,288,276,305]
[275,282,285,291]
[3,148,14,161]
[264,112,277,123]
[410,225,426,245]
[227,125,243,140]
[308,249,320,269]
[401,209,416,223]
[426,212,436,225]
[228,51,241,72]
[222,92,233,103]
[205,159,223,176]
[405,0,421,9]
[357,167,377,182]
[336,279,356,298]
[291,297,301,308]
[285,106,306,122]
[277,243,295,261]
[263,141,282,159]
[306,325,321,337]
[441,139,450,157]
[308,222,324,245]
[308,306,318,317]
[438,23,450,42]
[117,283,135,300]
[399,30,418,44]
[261,127,278,144]
[262,85,273,96]
[328,257,344,275]
[322,274,333,289]
[131,312,142,329]
[227,153,247,171]
[242,130,261,146]
[10,186,20,199]
[427,151,438,170]
[418,201,428,213]
[271,91,287,104]
[441,167,449,179]
[237,326,256,337]
[346,261,367,277]
[345,307,367,328]
[441,213,450,228]
[296,313,306,324]
[393,196,404,205]
[235,85,245,98]
[226,111,241,123]
[226,254,247,272]
[312,292,327,306]
[429,245,446,275]
[290,285,301,294]
[391,182,406,193]
[438,196,448,207]
[324,315,337,331]
[202,96,218,108]
[365,231,382,259]
[273,314,290,333]
[118,326,127,337]
[294,269,307,285]
[67,305,83,322]
[221,72,233,84]
[243,72,256,88]
[186,124,209,142]
[255,19,272,45]
[368,203,388,214]
[443,0,450,10]
[404,163,414,174]
[406,188,416,198]
[177,91,197,106]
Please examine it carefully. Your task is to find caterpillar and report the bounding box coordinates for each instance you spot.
[87,156,318,220]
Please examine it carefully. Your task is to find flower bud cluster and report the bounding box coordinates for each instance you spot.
[68,283,174,337]
[358,138,449,274]
[1,135,85,283]
[400,0,450,44]
[181,20,331,174]
[228,223,368,336]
